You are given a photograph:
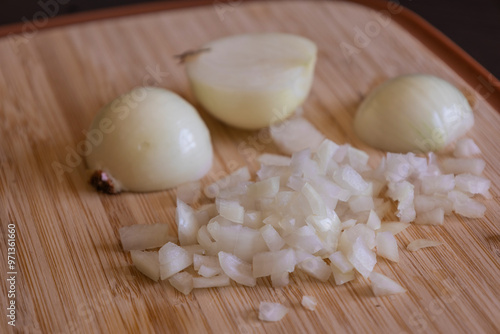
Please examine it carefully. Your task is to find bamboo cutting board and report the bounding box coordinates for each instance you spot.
[1,1,500,333]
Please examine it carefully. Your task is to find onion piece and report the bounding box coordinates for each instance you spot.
[258,153,291,166]
[301,296,318,311]
[440,158,485,176]
[120,224,176,251]
[407,239,443,252]
[377,222,411,235]
[246,177,280,198]
[331,266,355,285]
[347,237,377,278]
[414,208,445,226]
[327,253,352,276]
[455,174,491,197]
[369,272,406,296]
[253,249,296,278]
[271,117,324,154]
[218,252,256,287]
[193,274,231,288]
[159,242,193,280]
[204,167,251,198]
[168,272,194,295]
[216,199,245,224]
[176,199,199,246]
[375,232,399,262]
[176,181,201,205]
[297,256,331,282]
[258,302,289,322]
[260,225,286,251]
[271,271,290,288]
[130,250,160,282]
[454,138,481,158]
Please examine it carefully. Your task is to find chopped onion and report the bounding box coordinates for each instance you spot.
[258,302,289,322]
[407,239,443,252]
[159,242,192,280]
[253,249,296,278]
[301,296,318,311]
[218,252,256,287]
[297,256,331,282]
[440,158,485,176]
[176,181,202,205]
[271,117,324,154]
[454,138,481,158]
[331,266,355,285]
[168,272,193,295]
[271,271,290,288]
[216,199,245,224]
[375,232,399,262]
[260,225,286,251]
[369,272,406,296]
[246,177,280,198]
[130,250,160,281]
[328,251,353,273]
[377,222,411,235]
[366,210,381,230]
[414,208,445,225]
[258,153,292,166]
[193,274,231,288]
[120,224,176,251]
[455,174,491,197]
[347,237,377,278]
[176,199,199,246]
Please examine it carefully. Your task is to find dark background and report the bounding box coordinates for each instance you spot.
[1,0,499,78]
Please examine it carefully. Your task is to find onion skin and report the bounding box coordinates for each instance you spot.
[185,33,317,130]
[86,87,213,193]
[354,74,474,153]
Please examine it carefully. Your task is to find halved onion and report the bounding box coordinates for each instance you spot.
[185,33,317,130]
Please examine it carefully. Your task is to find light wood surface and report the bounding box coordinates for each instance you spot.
[1,1,499,333]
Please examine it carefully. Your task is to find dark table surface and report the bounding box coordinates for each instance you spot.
[1,0,499,79]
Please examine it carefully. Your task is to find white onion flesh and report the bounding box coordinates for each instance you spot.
[193,274,231,288]
[218,252,256,287]
[375,232,399,262]
[121,116,489,301]
[87,87,212,193]
[369,272,406,296]
[454,138,481,158]
[258,302,289,322]
[407,239,443,252]
[159,242,192,280]
[185,33,317,129]
[301,296,318,311]
[130,250,160,281]
[168,272,194,295]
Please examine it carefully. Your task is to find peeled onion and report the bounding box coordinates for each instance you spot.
[185,33,317,129]
[86,87,213,193]
[354,74,474,153]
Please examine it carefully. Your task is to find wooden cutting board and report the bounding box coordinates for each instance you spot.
[1,1,499,333]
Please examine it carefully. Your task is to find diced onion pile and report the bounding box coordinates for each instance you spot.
[120,117,490,301]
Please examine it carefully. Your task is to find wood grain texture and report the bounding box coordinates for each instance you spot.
[0,1,499,333]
